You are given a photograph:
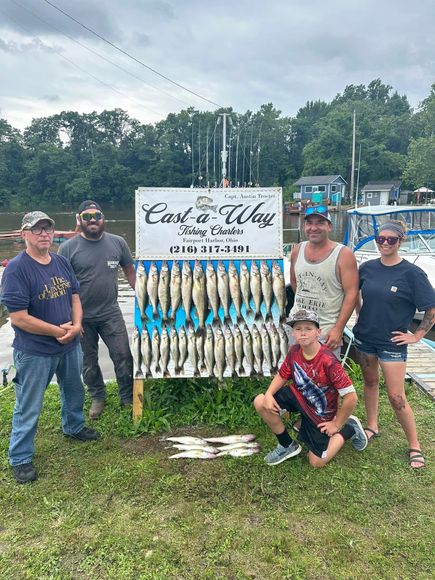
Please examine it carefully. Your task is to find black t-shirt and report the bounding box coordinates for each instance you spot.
[353,258,435,347]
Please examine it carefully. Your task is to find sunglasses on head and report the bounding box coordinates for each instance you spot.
[29,224,55,235]
[81,211,103,222]
[305,205,328,216]
[375,235,400,246]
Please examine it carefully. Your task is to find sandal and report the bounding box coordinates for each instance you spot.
[409,448,425,469]
[364,427,381,442]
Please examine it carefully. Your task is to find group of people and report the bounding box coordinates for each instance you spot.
[1,201,135,484]
[255,206,434,469]
[1,203,433,483]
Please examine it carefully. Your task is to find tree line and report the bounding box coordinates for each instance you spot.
[0,79,434,208]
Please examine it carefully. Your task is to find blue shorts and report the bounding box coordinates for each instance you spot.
[354,338,407,362]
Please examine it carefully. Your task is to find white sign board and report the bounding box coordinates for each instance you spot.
[135,187,283,259]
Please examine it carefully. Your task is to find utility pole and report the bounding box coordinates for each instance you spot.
[350,110,356,205]
[355,143,362,208]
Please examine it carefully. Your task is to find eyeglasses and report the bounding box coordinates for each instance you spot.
[375,236,400,246]
[29,225,55,235]
[305,205,328,217]
[81,211,103,222]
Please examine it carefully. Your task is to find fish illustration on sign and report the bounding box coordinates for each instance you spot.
[195,195,218,213]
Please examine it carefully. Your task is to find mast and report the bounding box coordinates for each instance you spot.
[350,110,356,205]
[220,112,230,187]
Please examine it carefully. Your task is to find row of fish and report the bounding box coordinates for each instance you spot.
[165,434,260,459]
[135,259,287,329]
[131,321,289,379]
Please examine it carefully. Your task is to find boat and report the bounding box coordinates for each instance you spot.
[343,205,435,289]
[0,229,77,244]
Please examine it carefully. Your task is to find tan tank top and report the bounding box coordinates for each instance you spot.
[290,241,344,336]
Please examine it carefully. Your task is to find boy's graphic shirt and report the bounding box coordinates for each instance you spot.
[278,344,354,425]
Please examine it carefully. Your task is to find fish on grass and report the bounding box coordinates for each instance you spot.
[166,436,207,445]
[216,448,260,457]
[169,450,217,459]
[169,443,219,454]
[204,434,256,444]
[216,442,261,451]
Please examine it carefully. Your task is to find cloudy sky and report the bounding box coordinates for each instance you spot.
[1,0,434,130]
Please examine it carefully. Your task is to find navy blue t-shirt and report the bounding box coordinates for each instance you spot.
[1,251,80,356]
[353,258,435,348]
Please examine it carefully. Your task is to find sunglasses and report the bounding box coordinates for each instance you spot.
[305,205,328,216]
[81,211,103,222]
[375,235,400,246]
[29,225,55,235]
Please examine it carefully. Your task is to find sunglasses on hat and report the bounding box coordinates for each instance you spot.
[375,235,400,246]
[81,211,103,222]
[305,205,328,216]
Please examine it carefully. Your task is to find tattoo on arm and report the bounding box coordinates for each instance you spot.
[417,308,435,335]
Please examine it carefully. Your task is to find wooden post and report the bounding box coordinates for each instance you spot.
[133,377,144,421]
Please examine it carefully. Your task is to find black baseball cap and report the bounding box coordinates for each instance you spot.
[78,200,102,213]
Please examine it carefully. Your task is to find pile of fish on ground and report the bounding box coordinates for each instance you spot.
[166,434,261,459]
[132,259,289,379]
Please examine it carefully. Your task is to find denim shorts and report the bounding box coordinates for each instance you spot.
[354,338,407,362]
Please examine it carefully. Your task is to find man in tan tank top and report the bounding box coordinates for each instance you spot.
[289,206,358,355]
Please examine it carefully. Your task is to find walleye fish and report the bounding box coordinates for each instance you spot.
[204,324,215,377]
[188,326,200,377]
[228,261,243,323]
[277,325,289,362]
[158,260,171,321]
[141,326,152,378]
[269,322,281,371]
[135,262,148,320]
[170,260,182,321]
[242,325,255,376]
[160,327,171,377]
[204,434,256,444]
[260,261,273,321]
[233,323,245,376]
[166,436,207,445]
[181,261,193,326]
[250,261,262,321]
[224,326,236,377]
[252,324,263,375]
[178,326,188,373]
[170,327,180,375]
[170,443,218,454]
[216,448,260,457]
[192,260,207,334]
[147,261,159,319]
[216,442,261,451]
[206,260,220,322]
[260,324,274,373]
[169,450,217,459]
[272,261,287,322]
[196,332,206,372]
[217,261,231,322]
[131,327,142,377]
[214,325,226,382]
[151,326,161,373]
[239,260,252,315]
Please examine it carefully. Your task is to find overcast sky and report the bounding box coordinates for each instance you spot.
[1,0,434,131]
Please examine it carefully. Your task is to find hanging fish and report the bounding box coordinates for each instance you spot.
[160,327,171,378]
[233,323,245,376]
[147,261,159,319]
[250,261,262,321]
[135,262,148,320]
[260,260,273,322]
[277,325,289,362]
[158,260,171,322]
[204,324,215,377]
[242,324,255,377]
[192,260,207,334]
[178,326,188,373]
[151,326,161,374]
[252,323,263,375]
[141,326,152,378]
[217,261,231,323]
[131,327,142,377]
[272,261,287,322]
[224,326,236,378]
[170,327,180,376]
[228,261,243,324]
[269,322,281,372]
[188,326,200,377]
[181,261,193,327]
[170,260,182,321]
[214,325,226,382]
[261,324,274,373]
[239,260,252,315]
[206,260,220,322]
[196,331,206,373]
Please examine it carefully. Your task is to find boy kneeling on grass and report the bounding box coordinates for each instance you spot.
[254,309,368,467]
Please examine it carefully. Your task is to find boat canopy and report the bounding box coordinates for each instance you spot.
[344,205,435,252]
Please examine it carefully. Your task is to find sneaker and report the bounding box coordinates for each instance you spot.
[89,399,105,420]
[264,441,302,465]
[12,462,37,484]
[66,427,100,442]
[347,415,368,451]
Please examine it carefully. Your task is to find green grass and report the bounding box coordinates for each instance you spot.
[0,370,434,579]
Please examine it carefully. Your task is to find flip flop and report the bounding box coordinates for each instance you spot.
[409,448,425,469]
[365,427,381,442]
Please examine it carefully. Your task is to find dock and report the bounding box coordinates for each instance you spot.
[347,313,435,400]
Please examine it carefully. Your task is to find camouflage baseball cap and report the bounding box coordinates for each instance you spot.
[287,309,320,327]
[21,211,55,230]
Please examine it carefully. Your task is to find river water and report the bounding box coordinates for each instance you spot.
[0,206,348,378]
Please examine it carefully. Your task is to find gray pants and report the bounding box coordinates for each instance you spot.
[81,311,133,403]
